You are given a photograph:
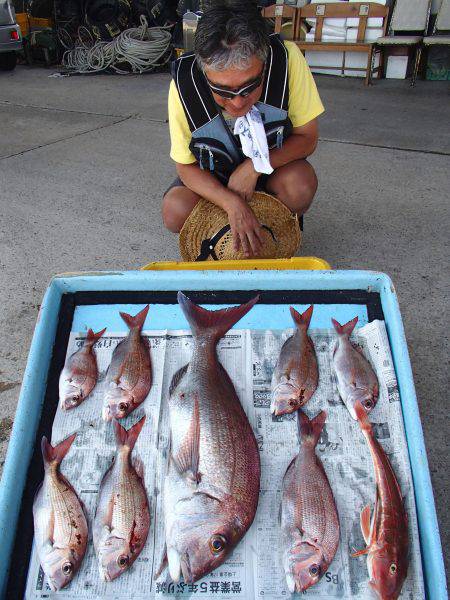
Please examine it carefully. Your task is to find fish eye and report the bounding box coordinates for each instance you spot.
[363,399,373,409]
[118,402,128,412]
[288,399,297,407]
[117,554,129,568]
[209,534,227,555]
[390,563,397,574]
[309,564,320,577]
[62,561,73,575]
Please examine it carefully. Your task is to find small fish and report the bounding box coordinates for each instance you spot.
[280,410,340,594]
[59,327,106,410]
[93,416,150,581]
[271,305,318,416]
[160,292,261,584]
[332,316,379,419]
[33,433,88,591]
[103,305,151,421]
[352,403,409,600]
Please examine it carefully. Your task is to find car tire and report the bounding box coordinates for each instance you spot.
[0,52,17,71]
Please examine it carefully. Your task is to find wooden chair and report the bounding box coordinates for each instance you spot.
[375,0,432,86]
[261,3,300,40]
[296,2,389,85]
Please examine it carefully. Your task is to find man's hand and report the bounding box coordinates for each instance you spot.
[226,194,264,258]
[227,159,260,202]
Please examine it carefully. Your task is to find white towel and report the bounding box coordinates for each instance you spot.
[233,106,273,175]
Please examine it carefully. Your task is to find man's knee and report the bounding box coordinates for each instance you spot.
[269,160,318,214]
[162,187,199,233]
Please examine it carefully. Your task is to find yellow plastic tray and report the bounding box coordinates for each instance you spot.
[141,257,331,271]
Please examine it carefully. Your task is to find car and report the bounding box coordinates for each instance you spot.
[0,0,22,71]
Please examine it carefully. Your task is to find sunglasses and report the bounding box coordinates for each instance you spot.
[206,64,266,99]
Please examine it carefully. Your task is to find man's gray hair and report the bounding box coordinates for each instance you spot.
[194,3,270,72]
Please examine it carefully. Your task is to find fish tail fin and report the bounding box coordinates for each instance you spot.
[119,305,150,331]
[297,410,326,448]
[114,415,146,451]
[85,327,107,346]
[41,432,76,466]
[332,316,358,337]
[177,292,259,342]
[290,305,313,330]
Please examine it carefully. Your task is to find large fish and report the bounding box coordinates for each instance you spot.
[332,316,379,419]
[159,292,261,584]
[33,433,88,591]
[103,305,151,421]
[280,410,340,593]
[93,416,150,581]
[59,327,106,410]
[352,403,409,600]
[271,305,318,416]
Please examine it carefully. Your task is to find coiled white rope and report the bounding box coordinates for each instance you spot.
[62,16,172,74]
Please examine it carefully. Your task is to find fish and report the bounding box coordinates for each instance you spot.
[331,316,379,419]
[352,402,409,600]
[271,305,318,416]
[103,305,151,421]
[59,327,106,410]
[280,410,340,594]
[93,416,150,581]
[32,433,88,591]
[159,292,261,584]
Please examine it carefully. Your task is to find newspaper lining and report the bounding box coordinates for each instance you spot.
[25,320,424,599]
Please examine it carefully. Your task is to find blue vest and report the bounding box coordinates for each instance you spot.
[172,34,292,182]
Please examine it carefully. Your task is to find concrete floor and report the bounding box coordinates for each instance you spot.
[0,66,449,578]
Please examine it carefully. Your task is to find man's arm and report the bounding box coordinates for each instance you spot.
[228,119,319,200]
[176,162,264,257]
[269,119,319,168]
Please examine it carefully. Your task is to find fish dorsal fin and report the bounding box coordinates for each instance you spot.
[332,316,358,337]
[41,432,77,466]
[169,364,189,397]
[172,396,200,484]
[177,292,259,342]
[290,305,313,330]
[360,504,372,545]
[114,415,146,451]
[85,327,107,347]
[297,410,326,448]
[119,305,150,332]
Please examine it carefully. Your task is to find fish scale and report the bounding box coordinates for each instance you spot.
[49,472,77,544]
[280,411,340,593]
[162,293,261,585]
[112,457,139,535]
[33,434,88,591]
[93,416,150,581]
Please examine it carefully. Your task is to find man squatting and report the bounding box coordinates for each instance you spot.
[162,1,324,258]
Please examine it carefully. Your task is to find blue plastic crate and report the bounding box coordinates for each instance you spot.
[0,269,446,598]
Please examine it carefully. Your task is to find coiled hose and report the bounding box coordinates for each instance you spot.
[62,16,172,74]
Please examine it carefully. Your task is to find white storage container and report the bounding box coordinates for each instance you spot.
[306,31,346,42]
[305,50,344,75]
[346,27,384,42]
[385,55,409,79]
[344,52,381,77]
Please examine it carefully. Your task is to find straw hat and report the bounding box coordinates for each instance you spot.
[179,191,301,262]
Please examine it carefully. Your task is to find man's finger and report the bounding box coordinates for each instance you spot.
[247,230,262,256]
[232,229,240,252]
[240,232,251,258]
